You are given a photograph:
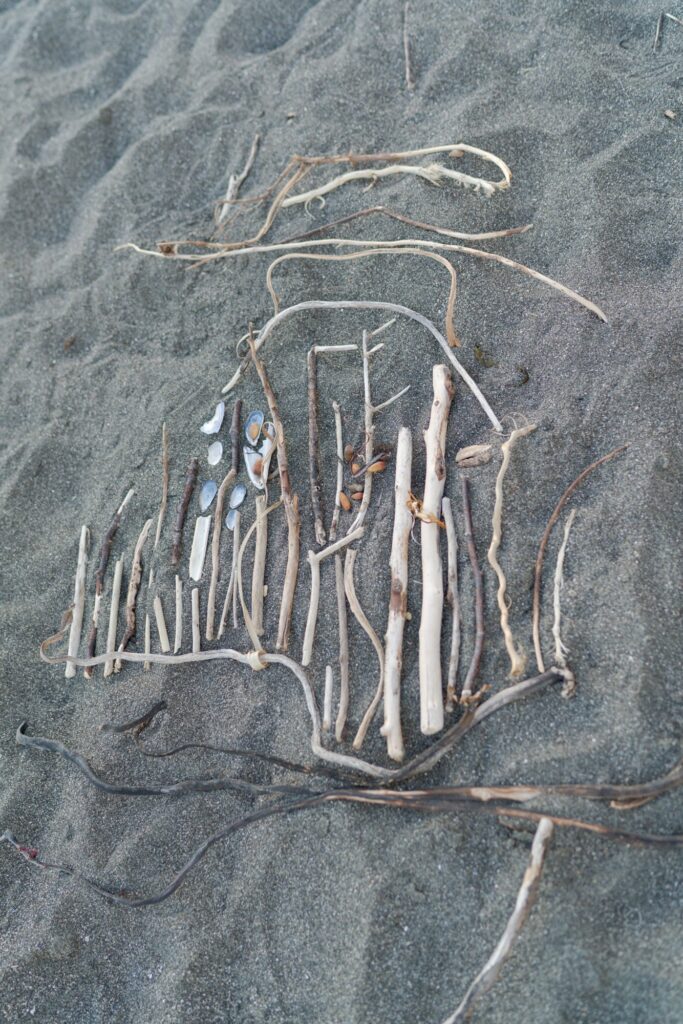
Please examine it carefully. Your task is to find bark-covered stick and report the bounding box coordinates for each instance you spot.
[206,400,241,640]
[171,457,199,566]
[443,496,461,711]
[381,426,412,761]
[251,494,268,635]
[103,556,123,678]
[84,488,134,678]
[65,525,90,679]
[115,518,153,672]
[418,365,454,734]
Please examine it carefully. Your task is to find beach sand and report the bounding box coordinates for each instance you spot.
[0,1,681,1021]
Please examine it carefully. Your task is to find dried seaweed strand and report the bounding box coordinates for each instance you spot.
[85,488,134,678]
[487,424,536,678]
[115,518,153,671]
[206,400,242,640]
[460,476,484,703]
[532,444,628,673]
[171,457,199,566]
[345,548,386,751]
[442,496,461,712]
[154,424,169,549]
[247,330,300,651]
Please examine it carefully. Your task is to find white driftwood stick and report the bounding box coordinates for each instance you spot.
[153,594,171,653]
[143,612,151,671]
[442,496,461,711]
[345,548,385,751]
[301,528,364,667]
[329,400,345,543]
[103,556,123,678]
[419,365,454,734]
[552,510,577,693]
[381,427,412,761]
[191,588,201,653]
[443,818,554,1024]
[323,665,333,733]
[218,510,241,636]
[334,553,350,742]
[251,494,268,635]
[65,525,90,679]
[174,575,182,653]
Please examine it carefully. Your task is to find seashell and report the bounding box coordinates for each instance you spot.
[351,491,364,502]
[245,448,266,490]
[225,508,239,531]
[229,482,247,509]
[207,441,223,466]
[199,480,218,512]
[339,492,352,511]
[343,444,354,463]
[455,443,493,468]
[188,516,211,581]
[200,401,225,435]
[244,410,265,446]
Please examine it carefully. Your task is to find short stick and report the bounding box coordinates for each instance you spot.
[143,612,151,671]
[171,457,199,567]
[381,427,412,761]
[154,424,169,549]
[85,488,134,678]
[251,494,268,635]
[442,496,461,713]
[116,518,153,672]
[346,548,385,751]
[218,510,241,636]
[323,665,333,733]
[419,365,454,734]
[103,556,123,678]
[460,476,484,703]
[174,575,182,654]
[191,588,200,653]
[301,528,364,666]
[66,525,90,679]
[153,594,171,653]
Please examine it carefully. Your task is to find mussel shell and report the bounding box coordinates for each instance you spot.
[199,480,218,512]
[229,482,247,509]
[244,410,265,446]
[207,441,223,466]
[200,401,225,435]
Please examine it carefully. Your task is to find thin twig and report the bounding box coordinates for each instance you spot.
[460,476,484,703]
[345,549,385,751]
[329,400,344,543]
[65,525,90,679]
[323,665,333,733]
[216,132,260,225]
[191,588,200,653]
[103,556,123,678]
[174,575,182,653]
[171,458,199,566]
[552,510,577,694]
[334,553,351,742]
[307,346,326,546]
[251,494,268,636]
[301,529,364,666]
[85,488,134,677]
[218,510,241,636]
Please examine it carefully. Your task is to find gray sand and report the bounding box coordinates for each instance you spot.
[0,1,681,1022]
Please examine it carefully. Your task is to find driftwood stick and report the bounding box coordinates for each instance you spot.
[381,427,412,761]
[65,525,90,679]
[251,494,268,635]
[307,346,326,546]
[329,400,344,543]
[403,1,414,90]
[115,518,153,672]
[171,457,199,566]
[218,510,241,636]
[85,488,134,678]
[334,553,350,742]
[443,818,554,1024]
[552,510,577,696]
[238,498,282,652]
[323,665,333,733]
[460,476,484,703]
[247,331,300,651]
[154,424,169,549]
[301,528,364,666]
[345,548,386,751]
[442,496,461,713]
[532,444,628,673]
[419,365,454,734]
[153,594,171,653]
[144,568,154,672]
[103,556,123,679]
[191,588,200,653]
[487,424,536,678]
[206,401,242,640]
[174,575,182,653]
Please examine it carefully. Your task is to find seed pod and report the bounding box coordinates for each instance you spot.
[366,460,387,474]
[339,492,352,511]
[351,491,364,502]
[343,444,354,463]
[351,461,361,475]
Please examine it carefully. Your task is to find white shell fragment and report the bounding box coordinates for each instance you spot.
[225,508,238,531]
[244,410,265,446]
[208,441,223,466]
[199,480,218,512]
[200,401,225,435]
[229,482,247,509]
[189,516,211,581]
[245,448,266,490]
[455,443,493,468]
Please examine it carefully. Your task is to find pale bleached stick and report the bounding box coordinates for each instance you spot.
[552,509,577,696]
[206,401,241,641]
[329,400,345,543]
[323,665,333,733]
[237,498,283,652]
[154,423,169,550]
[115,518,153,672]
[65,525,90,679]
[345,548,385,751]
[487,424,536,678]
[103,556,123,679]
[380,427,412,762]
[334,553,350,742]
[442,497,461,712]
[85,488,134,678]
[251,494,268,635]
[216,132,260,225]
[301,528,364,666]
[403,1,414,90]
[143,567,154,671]
[443,818,554,1024]
[153,594,171,653]
[191,588,200,653]
[218,509,241,636]
[174,575,183,653]
[419,365,455,734]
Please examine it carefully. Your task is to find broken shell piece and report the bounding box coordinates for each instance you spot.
[189,516,211,581]
[199,480,218,512]
[200,401,225,435]
[245,448,266,490]
[244,410,265,447]
[455,443,493,468]
[208,441,223,466]
[229,482,247,509]
[225,508,238,531]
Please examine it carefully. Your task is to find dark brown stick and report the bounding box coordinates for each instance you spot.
[460,475,484,702]
[307,347,326,546]
[532,444,628,673]
[171,457,199,566]
[229,399,242,477]
[247,328,300,650]
[84,489,134,678]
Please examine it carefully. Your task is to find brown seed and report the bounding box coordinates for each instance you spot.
[351,461,361,475]
[351,491,364,502]
[366,460,387,474]
[343,444,354,463]
[339,492,352,511]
